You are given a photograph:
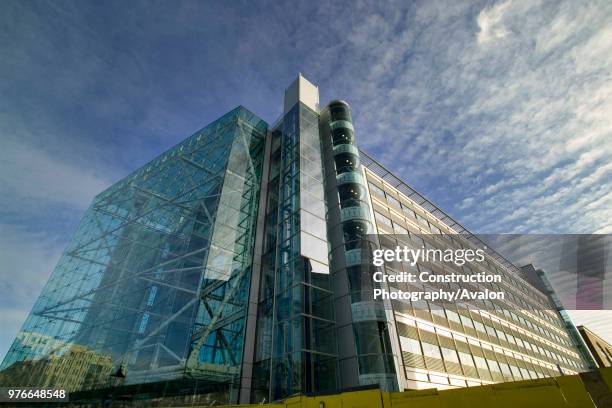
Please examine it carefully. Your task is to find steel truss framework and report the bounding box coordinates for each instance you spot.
[0,107,267,393]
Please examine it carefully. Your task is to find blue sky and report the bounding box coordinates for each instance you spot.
[1,0,611,359]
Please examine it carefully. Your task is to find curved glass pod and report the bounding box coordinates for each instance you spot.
[337,185,368,212]
[330,120,354,131]
[340,206,370,223]
[334,152,360,175]
[331,121,355,146]
[328,101,352,122]
[333,143,359,157]
[342,221,370,251]
[338,182,365,201]
[336,171,363,186]
[332,128,354,146]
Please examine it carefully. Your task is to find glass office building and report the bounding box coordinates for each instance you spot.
[0,106,268,404]
[0,75,593,405]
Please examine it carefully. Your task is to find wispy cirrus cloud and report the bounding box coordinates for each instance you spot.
[317,0,612,236]
[0,135,111,211]
[477,0,512,44]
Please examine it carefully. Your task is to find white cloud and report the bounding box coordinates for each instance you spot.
[0,224,65,361]
[0,136,111,210]
[0,307,32,365]
[330,0,612,235]
[477,0,513,44]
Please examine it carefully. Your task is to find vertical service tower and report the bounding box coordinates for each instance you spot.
[319,101,398,391]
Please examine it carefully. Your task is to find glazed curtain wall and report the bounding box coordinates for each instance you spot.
[0,107,266,395]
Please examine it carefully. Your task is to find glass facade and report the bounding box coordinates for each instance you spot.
[0,75,594,404]
[252,101,336,403]
[0,107,267,403]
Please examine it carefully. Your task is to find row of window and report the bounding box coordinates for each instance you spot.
[408,297,580,367]
[384,259,572,350]
[397,313,584,373]
[366,176,558,315]
[405,369,484,387]
[372,206,568,341]
[372,202,554,315]
[401,334,546,382]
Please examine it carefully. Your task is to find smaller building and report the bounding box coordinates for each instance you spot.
[577,325,612,368]
[0,344,113,391]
